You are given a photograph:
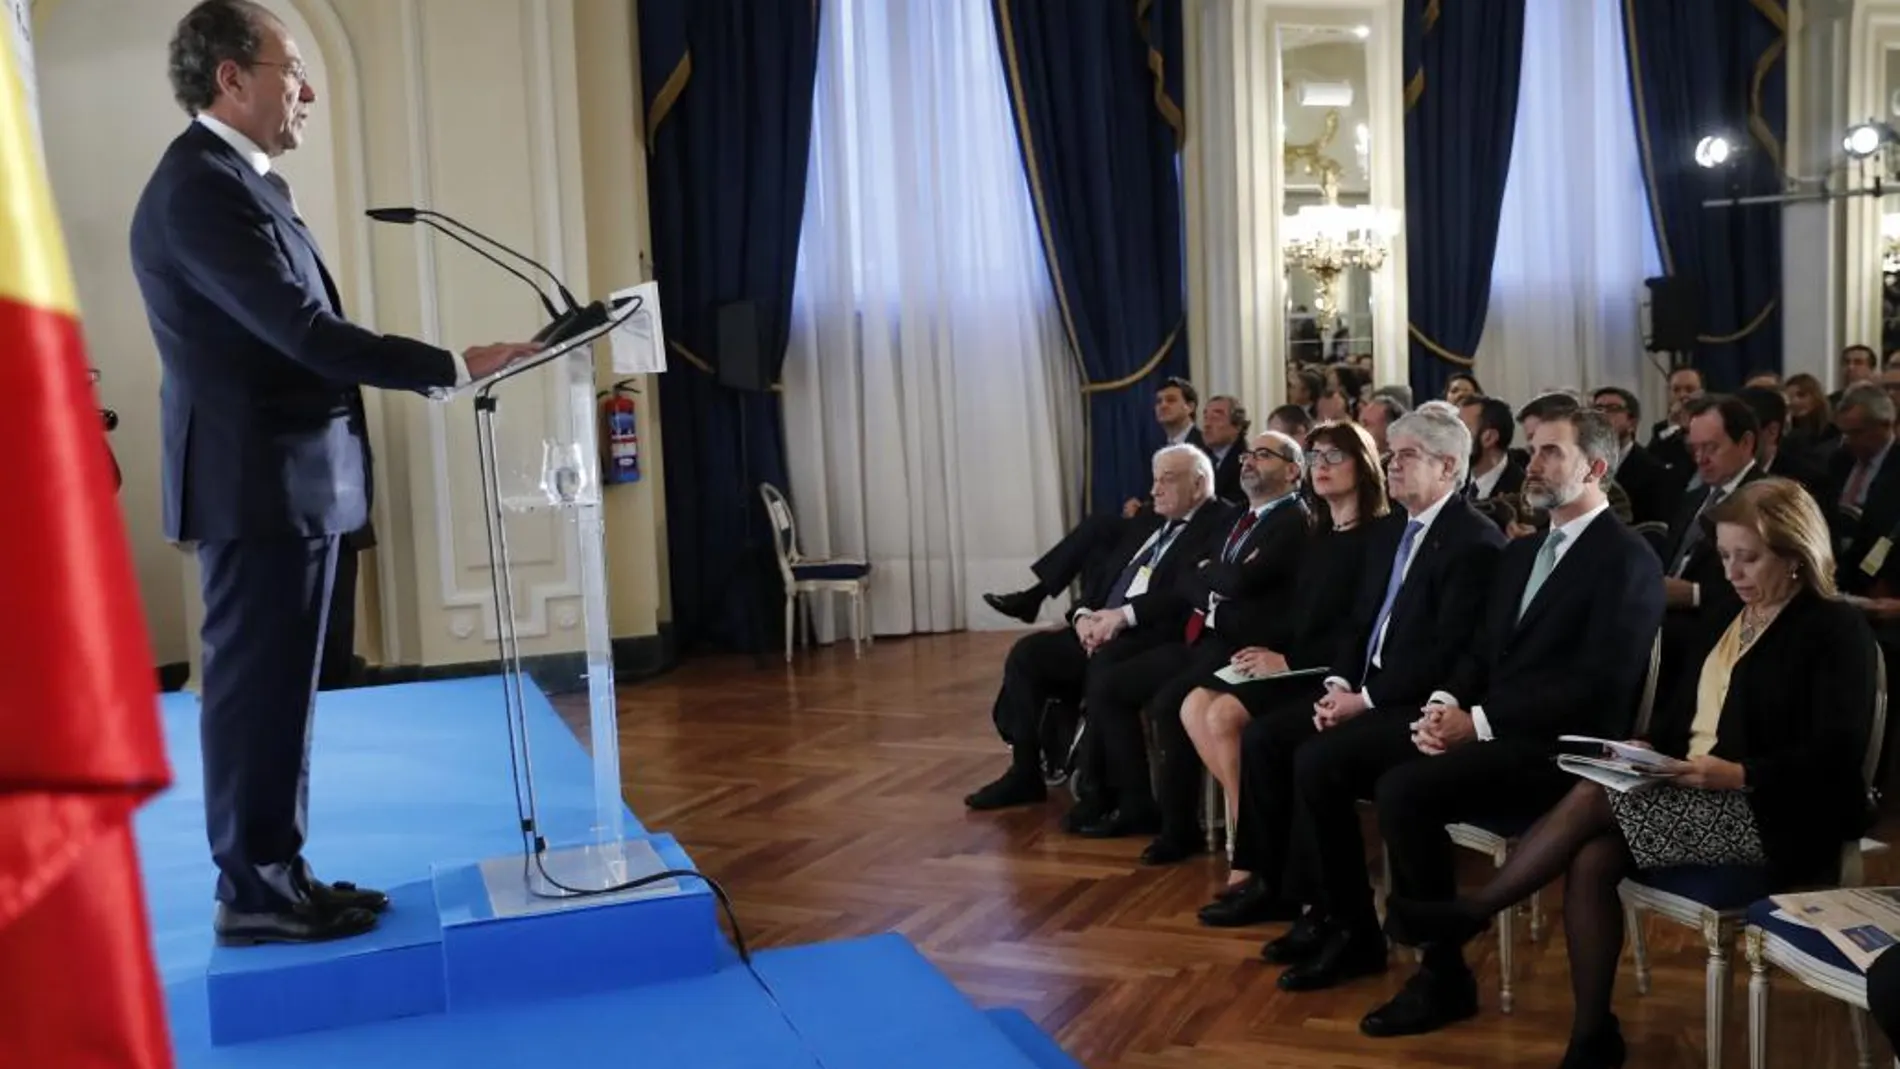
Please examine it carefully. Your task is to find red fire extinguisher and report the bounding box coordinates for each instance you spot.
[599,380,641,484]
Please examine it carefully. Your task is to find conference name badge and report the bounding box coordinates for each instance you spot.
[1125,565,1154,599]
[1863,537,1893,578]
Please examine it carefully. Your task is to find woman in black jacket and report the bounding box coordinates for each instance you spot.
[1386,477,1879,1069]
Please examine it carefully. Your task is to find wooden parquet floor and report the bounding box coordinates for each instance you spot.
[607,630,1900,1069]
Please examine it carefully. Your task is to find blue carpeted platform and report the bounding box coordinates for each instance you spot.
[140,677,1077,1068]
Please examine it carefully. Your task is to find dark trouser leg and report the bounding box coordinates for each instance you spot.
[1230,697,1321,888]
[991,628,1089,773]
[1031,512,1154,600]
[317,546,359,690]
[1082,640,1191,821]
[1868,941,1900,1054]
[1149,641,1235,844]
[1372,741,1573,975]
[197,535,341,911]
[1289,709,1420,934]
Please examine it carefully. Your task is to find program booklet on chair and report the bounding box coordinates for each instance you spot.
[1770,887,1900,971]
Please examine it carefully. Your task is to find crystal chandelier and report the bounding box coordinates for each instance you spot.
[1283,198,1401,337]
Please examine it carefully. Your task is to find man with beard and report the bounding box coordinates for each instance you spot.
[1273,408,1662,1039]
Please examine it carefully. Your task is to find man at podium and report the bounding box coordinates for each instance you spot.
[129,0,538,945]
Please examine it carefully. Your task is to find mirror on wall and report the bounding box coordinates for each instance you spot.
[1278,22,1391,381]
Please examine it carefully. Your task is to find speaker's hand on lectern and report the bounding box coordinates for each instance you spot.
[463,341,543,379]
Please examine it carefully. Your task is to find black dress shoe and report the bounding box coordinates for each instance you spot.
[1357,967,1479,1037]
[1138,836,1205,866]
[1559,1017,1627,1069]
[983,588,1044,625]
[965,770,1048,810]
[1199,877,1302,927]
[1061,799,1109,833]
[1261,914,1329,964]
[214,900,379,947]
[1074,807,1162,839]
[308,878,391,915]
[1276,928,1389,992]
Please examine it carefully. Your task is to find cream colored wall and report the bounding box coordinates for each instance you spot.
[35,0,668,675]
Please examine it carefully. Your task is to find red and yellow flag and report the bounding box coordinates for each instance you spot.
[0,19,174,1069]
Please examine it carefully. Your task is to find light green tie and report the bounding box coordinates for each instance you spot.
[1518,528,1568,622]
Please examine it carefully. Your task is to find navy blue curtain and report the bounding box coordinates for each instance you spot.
[1621,0,1786,390]
[992,0,1188,514]
[1403,0,1527,400]
[639,1,820,654]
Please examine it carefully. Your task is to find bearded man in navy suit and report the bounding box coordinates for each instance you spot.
[130,0,539,944]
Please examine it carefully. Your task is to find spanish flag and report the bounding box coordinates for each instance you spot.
[0,17,175,1069]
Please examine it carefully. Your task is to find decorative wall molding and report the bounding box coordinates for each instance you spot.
[401,0,582,644]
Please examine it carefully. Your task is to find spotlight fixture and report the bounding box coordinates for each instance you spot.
[1351,25,1370,39]
[1694,135,1735,169]
[1844,121,1897,159]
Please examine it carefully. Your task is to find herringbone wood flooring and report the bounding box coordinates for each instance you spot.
[604,630,1898,1069]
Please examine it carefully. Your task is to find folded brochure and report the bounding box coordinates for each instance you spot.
[1213,663,1331,686]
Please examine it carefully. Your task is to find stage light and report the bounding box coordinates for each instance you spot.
[1845,123,1889,159]
[1694,135,1733,169]
[1351,25,1370,39]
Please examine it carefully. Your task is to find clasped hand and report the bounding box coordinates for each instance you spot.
[1312,685,1368,731]
[1410,702,1476,755]
[1073,610,1126,652]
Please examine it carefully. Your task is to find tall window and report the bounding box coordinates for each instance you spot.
[780,0,1081,637]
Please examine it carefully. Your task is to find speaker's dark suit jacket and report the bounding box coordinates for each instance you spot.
[1333,496,1507,711]
[1442,509,1665,742]
[132,122,456,542]
[130,121,458,913]
[1648,591,1879,890]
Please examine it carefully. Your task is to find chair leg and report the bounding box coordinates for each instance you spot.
[1529,888,1544,942]
[1851,1004,1874,1069]
[784,593,794,664]
[1630,904,1652,996]
[1706,932,1731,1069]
[1495,852,1516,1015]
[851,589,864,659]
[1747,948,1769,1069]
[1201,773,1219,853]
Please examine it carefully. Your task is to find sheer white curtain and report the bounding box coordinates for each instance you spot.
[1472,0,1667,419]
[782,0,1081,638]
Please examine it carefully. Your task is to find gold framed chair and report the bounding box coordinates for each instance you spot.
[758,482,872,662]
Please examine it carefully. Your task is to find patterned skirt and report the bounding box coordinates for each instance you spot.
[1606,784,1768,870]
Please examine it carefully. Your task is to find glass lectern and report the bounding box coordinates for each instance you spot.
[429,291,670,910]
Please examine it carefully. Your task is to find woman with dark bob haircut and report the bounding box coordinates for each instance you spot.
[1182,421,1394,925]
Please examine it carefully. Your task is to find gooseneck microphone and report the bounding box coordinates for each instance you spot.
[367,206,567,324]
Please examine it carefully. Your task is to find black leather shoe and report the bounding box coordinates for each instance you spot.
[965,770,1048,810]
[1138,836,1205,866]
[308,878,391,915]
[1199,877,1302,927]
[1276,928,1389,992]
[1074,807,1162,839]
[983,588,1044,625]
[214,901,379,947]
[1357,968,1479,1037]
[1559,1017,1627,1069]
[1261,914,1329,964]
[1061,798,1109,833]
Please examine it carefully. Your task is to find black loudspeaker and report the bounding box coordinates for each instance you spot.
[1644,276,1699,353]
[716,301,769,392]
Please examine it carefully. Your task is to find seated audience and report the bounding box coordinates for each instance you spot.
[1202,395,1249,505]
[1443,372,1482,406]
[1288,368,1325,416]
[1834,344,1880,406]
[1656,395,1763,703]
[1359,394,1407,457]
[1784,371,1838,458]
[1273,408,1663,1043]
[1590,386,1679,525]
[1515,394,1634,525]
[983,378,1208,624]
[1828,383,1900,563]
[1235,407,1510,965]
[1649,366,1703,483]
[1743,370,1782,388]
[1457,396,1522,502]
[1124,431,1313,858]
[1267,403,1313,440]
[965,445,1234,811]
[1189,421,1392,925]
[1386,477,1878,1069]
[1738,385,1829,504]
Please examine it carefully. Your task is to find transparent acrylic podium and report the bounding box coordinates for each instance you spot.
[435,317,675,915]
